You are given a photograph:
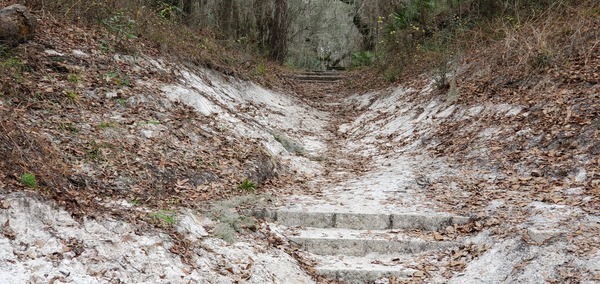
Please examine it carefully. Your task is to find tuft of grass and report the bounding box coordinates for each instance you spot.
[96,122,117,129]
[383,67,401,83]
[351,51,376,67]
[104,71,130,87]
[21,172,38,188]
[59,123,78,133]
[0,56,23,68]
[255,63,267,76]
[115,98,127,107]
[239,178,256,192]
[150,211,176,226]
[67,74,82,83]
[528,49,555,70]
[85,141,102,160]
[65,90,80,101]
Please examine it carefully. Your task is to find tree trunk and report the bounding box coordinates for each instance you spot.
[254,0,273,50]
[217,0,237,39]
[0,4,36,46]
[269,0,288,63]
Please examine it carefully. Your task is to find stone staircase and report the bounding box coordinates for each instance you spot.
[255,209,469,283]
[289,71,345,84]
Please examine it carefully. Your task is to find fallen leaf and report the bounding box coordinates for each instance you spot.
[413,270,425,278]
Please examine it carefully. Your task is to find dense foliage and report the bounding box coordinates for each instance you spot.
[13,0,591,72]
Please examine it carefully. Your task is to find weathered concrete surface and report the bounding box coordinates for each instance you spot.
[315,255,419,284]
[258,209,468,231]
[288,227,456,256]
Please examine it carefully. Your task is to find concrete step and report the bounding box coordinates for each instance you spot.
[288,72,345,82]
[313,254,420,284]
[288,227,456,256]
[292,76,344,81]
[291,79,342,84]
[297,70,343,75]
[252,209,467,283]
[254,209,469,231]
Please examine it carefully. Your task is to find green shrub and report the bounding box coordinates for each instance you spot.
[101,11,138,52]
[351,51,376,67]
[21,172,37,188]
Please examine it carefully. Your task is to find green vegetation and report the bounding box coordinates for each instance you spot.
[345,0,578,80]
[0,46,27,96]
[60,123,78,133]
[96,122,117,129]
[0,44,9,57]
[0,56,23,69]
[65,90,80,101]
[255,63,268,76]
[67,74,82,83]
[115,98,127,107]
[351,51,377,67]
[238,178,257,192]
[213,222,238,243]
[20,172,38,188]
[101,11,138,52]
[20,173,38,188]
[156,1,179,21]
[0,45,26,82]
[150,210,176,226]
[85,141,102,160]
[104,71,130,88]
